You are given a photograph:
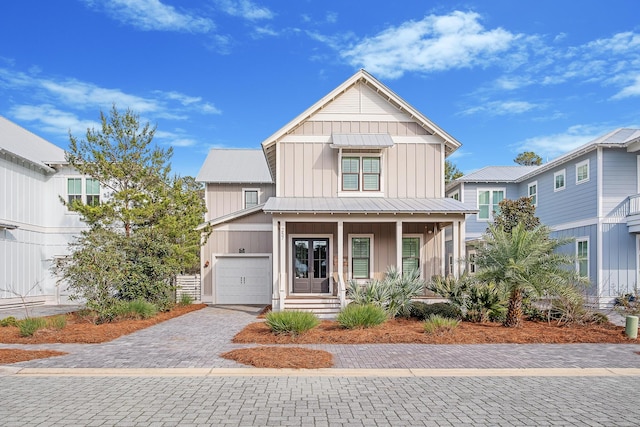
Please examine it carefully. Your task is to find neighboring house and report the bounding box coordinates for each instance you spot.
[446,128,640,307]
[0,116,95,308]
[197,70,475,316]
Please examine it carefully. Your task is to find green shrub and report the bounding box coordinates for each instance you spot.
[337,304,388,329]
[265,310,319,335]
[410,301,462,321]
[47,315,67,330]
[112,299,158,320]
[423,314,460,335]
[18,317,47,337]
[0,316,18,327]
[426,274,474,308]
[465,283,506,323]
[178,293,194,306]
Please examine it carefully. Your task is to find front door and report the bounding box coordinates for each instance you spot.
[293,238,329,293]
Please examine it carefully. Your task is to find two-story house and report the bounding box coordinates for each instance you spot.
[197,70,475,316]
[446,128,640,307]
[0,116,96,308]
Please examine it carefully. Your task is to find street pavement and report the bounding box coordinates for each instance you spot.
[1,305,640,426]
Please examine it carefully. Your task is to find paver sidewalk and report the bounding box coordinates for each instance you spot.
[2,305,640,371]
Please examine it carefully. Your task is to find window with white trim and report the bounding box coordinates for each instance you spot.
[243,189,259,209]
[341,155,381,192]
[477,189,505,221]
[402,236,420,274]
[576,238,589,278]
[349,235,373,280]
[67,178,82,204]
[467,251,477,275]
[449,190,460,201]
[528,181,537,206]
[576,160,589,184]
[86,178,100,206]
[554,169,566,191]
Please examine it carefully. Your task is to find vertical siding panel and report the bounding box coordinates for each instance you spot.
[406,144,417,197]
[397,144,407,198]
[386,144,398,198]
[416,144,427,198]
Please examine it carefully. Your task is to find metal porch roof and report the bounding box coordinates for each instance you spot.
[330,134,394,149]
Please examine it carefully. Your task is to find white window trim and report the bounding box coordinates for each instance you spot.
[476,188,506,222]
[576,237,589,279]
[449,189,460,201]
[348,233,374,282]
[576,159,590,185]
[402,234,423,278]
[338,150,384,197]
[467,249,477,275]
[528,181,538,206]
[242,188,259,209]
[554,169,566,192]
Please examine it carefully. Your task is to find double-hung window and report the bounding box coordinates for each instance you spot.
[67,178,82,204]
[576,239,589,278]
[528,181,537,206]
[86,178,100,206]
[402,237,420,274]
[341,156,380,192]
[350,235,373,280]
[477,189,505,221]
[554,169,566,191]
[576,160,589,184]
[243,189,259,209]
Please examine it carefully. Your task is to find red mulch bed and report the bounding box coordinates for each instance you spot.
[0,349,68,364]
[221,346,333,369]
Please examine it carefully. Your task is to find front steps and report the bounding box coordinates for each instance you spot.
[283,297,342,319]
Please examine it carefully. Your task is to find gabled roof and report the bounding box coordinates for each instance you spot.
[196,149,272,183]
[261,69,462,179]
[456,166,539,183]
[0,116,66,172]
[263,197,477,215]
[196,203,266,229]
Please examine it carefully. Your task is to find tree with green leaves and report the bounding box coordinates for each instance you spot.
[493,197,540,234]
[55,106,209,319]
[514,151,542,166]
[445,160,463,184]
[474,223,582,327]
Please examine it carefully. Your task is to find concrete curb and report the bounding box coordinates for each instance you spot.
[10,367,640,377]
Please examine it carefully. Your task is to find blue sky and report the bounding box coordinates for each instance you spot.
[1,1,639,177]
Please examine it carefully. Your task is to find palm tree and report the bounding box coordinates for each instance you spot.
[474,222,583,327]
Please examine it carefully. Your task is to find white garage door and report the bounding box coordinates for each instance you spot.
[215,256,272,304]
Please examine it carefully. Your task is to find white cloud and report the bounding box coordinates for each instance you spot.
[216,0,274,21]
[612,74,640,99]
[462,100,540,116]
[513,125,609,160]
[10,104,99,137]
[84,0,215,33]
[340,11,518,79]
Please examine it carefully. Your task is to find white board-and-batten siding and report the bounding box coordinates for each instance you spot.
[205,183,275,220]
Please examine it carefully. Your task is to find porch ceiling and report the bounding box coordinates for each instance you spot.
[263,197,477,215]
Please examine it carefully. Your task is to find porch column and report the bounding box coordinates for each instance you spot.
[279,220,287,310]
[272,219,280,310]
[452,220,460,278]
[337,219,345,307]
[396,220,403,273]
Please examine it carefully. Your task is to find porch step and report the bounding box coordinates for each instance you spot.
[284,297,341,319]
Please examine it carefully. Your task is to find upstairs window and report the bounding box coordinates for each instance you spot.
[243,189,259,209]
[528,181,537,206]
[554,169,566,191]
[477,189,505,221]
[67,178,82,204]
[86,179,100,206]
[576,160,589,184]
[450,190,460,201]
[341,156,381,192]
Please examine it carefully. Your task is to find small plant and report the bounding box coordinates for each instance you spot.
[18,317,47,337]
[422,314,460,335]
[178,293,194,306]
[426,274,473,308]
[47,315,67,330]
[410,302,462,321]
[337,304,388,329]
[112,299,158,320]
[0,316,18,327]
[465,283,506,323]
[265,310,319,335]
[615,290,640,317]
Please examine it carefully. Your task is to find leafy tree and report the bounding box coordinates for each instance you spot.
[514,151,542,166]
[493,197,540,234]
[56,106,209,316]
[445,160,463,184]
[474,223,582,327]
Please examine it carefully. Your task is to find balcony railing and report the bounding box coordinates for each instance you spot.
[629,194,640,216]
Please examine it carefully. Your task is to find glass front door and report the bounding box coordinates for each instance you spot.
[293,238,329,293]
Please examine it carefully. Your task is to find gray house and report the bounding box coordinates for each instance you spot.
[446,128,640,307]
[197,70,475,316]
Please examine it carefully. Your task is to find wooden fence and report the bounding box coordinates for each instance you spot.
[175,274,201,302]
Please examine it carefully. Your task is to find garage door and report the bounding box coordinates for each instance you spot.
[215,256,271,304]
